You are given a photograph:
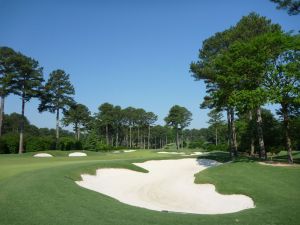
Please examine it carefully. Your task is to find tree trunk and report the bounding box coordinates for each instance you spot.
[18,96,25,154]
[0,96,4,137]
[126,129,129,147]
[116,128,119,147]
[77,126,80,141]
[129,126,132,148]
[230,109,238,157]
[74,123,78,140]
[148,125,150,149]
[137,127,140,148]
[227,109,233,157]
[215,127,218,146]
[256,107,266,160]
[249,111,255,156]
[56,109,60,149]
[106,124,109,145]
[176,127,179,150]
[282,104,293,164]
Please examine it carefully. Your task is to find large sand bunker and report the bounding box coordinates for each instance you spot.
[76,158,254,214]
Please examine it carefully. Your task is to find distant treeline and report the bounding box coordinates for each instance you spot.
[1,106,299,154]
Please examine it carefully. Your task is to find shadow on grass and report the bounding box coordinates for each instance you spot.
[197,151,300,165]
[271,151,300,164]
[197,151,232,163]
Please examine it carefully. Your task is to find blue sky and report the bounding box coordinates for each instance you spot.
[0,0,299,129]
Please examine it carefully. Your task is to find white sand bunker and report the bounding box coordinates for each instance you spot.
[258,162,297,167]
[69,152,87,157]
[182,151,205,156]
[157,151,185,155]
[190,151,203,155]
[124,150,136,153]
[33,153,53,158]
[76,158,254,214]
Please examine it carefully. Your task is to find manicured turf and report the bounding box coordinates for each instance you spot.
[0,150,299,225]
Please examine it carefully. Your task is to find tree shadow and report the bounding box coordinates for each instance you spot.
[196,151,300,165]
[271,152,300,164]
[197,151,232,163]
[196,158,221,167]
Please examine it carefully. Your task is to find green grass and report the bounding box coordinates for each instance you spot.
[0,150,299,225]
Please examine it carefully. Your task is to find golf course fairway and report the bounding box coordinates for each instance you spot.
[0,150,300,225]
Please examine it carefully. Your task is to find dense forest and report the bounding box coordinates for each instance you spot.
[0,12,299,164]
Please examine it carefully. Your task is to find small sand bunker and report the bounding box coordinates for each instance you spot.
[124,150,136,153]
[258,162,297,167]
[157,151,185,155]
[33,153,53,158]
[190,151,203,155]
[76,158,254,214]
[69,152,87,157]
[182,151,205,156]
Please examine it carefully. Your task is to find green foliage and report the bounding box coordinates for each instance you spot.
[83,131,103,151]
[145,112,158,126]
[0,47,17,97]
[95,143,113,151]
[57,137,82,151]
[191,13,281,111]
[82,131,114,151]
[237,109,284,153]
[97,103,115,125]
[188,140,205,149]
[39,69,75,114]
[165,105,192,129]
[95,103,158,148]
[9,53,44,101]
[25,136,56,152]
[205,143,229,152]
[290,117,300,150]
[2,113,75,138]
[62,103,91,140]
[0,134,19,154]
[270,0,300,15]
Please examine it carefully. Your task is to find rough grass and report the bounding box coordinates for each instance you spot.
[0,150,299,225]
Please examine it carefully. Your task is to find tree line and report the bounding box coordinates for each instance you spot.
[190,12,300,163]
[66,103,192,151]
[0,48,193,153]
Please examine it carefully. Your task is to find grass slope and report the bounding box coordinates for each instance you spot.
[0,150,299,225]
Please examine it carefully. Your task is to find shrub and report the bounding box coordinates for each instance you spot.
[188,140,205,149]
[25,136,56,152]
[82,132,105,151]
[0,138,8,154]
[0,134,19,154]
[205,143,229,152]
[95,143,113,151]
[268,146,282,155]
[58,137,82,150]
[25,137,44,152]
